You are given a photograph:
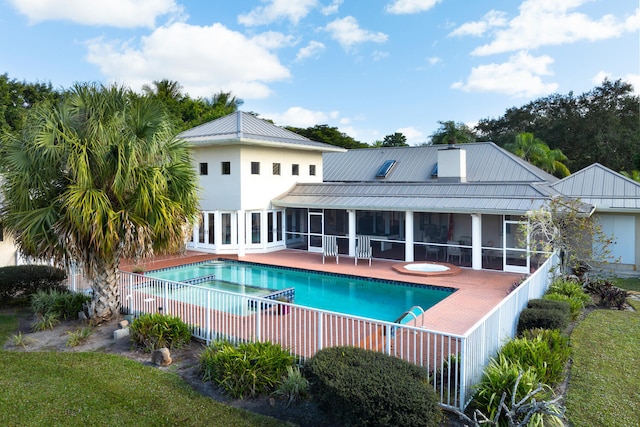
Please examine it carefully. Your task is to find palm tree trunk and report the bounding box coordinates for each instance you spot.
[89,256,121,322]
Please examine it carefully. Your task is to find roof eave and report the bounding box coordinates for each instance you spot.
[182,136,346,153]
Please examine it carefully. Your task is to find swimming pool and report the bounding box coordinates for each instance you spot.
[146,260,455,323]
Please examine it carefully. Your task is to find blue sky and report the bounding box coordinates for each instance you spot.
[1,0,638,144]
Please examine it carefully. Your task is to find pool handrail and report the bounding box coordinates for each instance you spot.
[393,305,425,326]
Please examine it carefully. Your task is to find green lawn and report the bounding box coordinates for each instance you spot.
[0,313,286,427]
[565,299,640,426]
[611,276,640,292]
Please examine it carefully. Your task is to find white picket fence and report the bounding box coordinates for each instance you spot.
[104,252,558,411]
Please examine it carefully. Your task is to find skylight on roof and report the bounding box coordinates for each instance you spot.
[376,160,397,178]
[430,163,438,178]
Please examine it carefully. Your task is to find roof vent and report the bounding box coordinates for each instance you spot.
[376,160,397,178]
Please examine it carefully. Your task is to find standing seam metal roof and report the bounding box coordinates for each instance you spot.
[322,142,558,183]
[550,163,640,210]
[178,111,345,152]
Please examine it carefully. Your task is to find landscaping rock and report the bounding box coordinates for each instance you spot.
[113,328,130,341]
[152,348,172,366]
[118,319,129,329]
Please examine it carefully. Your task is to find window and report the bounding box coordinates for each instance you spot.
[251,162,260,175]
[207,213,215,244]
[309,164,316,176]
[221,161,231,175]
[272,163,281,175]
[375,160,396,178]
[199,162,208,175]
[292,164,299,176]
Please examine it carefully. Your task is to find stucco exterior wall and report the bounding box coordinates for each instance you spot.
[191,144,323,212]
[0,234,17,267]
[238,146,323,210]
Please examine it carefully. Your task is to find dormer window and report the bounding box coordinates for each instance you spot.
[376,160,396,178]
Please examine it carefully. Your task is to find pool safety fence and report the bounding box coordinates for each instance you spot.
[64,253,559,412]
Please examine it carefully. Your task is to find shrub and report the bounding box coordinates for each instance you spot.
[31,312,61,332]
[548,278,592,307]
[517,307,569,335]
[306,346,442,427]
[129,313,191,352]
[473,355,562,426]
[0,265,67,303]
[200,340,294,399]
[272,366,309,407]
[498,329,570,386]
[31,289,91,320]
[584,280,629,309]
[66,326,94,347]
[543,293,584,320]
[526,298,571,316]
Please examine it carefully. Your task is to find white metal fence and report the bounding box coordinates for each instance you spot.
[107,252,558,411]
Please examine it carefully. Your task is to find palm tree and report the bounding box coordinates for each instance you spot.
[506,133,570,178]
[0,83,199,321]
[620,170,640,182]
[430,120,476,145]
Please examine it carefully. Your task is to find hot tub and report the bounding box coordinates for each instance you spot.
[404,263,450,273]
[392,261,462,277]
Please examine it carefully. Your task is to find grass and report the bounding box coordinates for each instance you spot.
[611,277,640,292]
[565,299,640,427]
[0,312,285,427]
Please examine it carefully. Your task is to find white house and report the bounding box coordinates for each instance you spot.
[180,112,640,274]
[179,111,345,257]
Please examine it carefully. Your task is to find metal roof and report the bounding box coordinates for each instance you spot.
[178,111,345,153]
[322,142,558,183]
[551,163,640,211]
[272,182,560,214]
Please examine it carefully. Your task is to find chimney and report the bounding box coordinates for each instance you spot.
[437,145,467,183]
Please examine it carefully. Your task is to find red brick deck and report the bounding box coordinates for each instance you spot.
[122,249,524,336]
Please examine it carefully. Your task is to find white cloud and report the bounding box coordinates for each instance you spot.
[251,31,297,49]
[264,107,338,127]
[624,73,640,94]
[321,0,343,15]
[592,70,612,86]
[448,10,507,37]
[396,126,424,145]
[8,0,183,28]
[372,50,390,61]
[85,22,291,99]
[238,0,317,26]
[450,0,638,56]
[385,0,441,15]
[593,71,640,94]
[322,16,388,50]
[427,56,441,65]
[451,51,558,97]
[296,41,326,61]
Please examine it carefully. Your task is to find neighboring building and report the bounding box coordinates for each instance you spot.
[178,112,640,274]
[550,163,640,274]
[0,226,18,266]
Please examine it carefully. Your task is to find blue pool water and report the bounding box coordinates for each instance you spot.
[147,260,455,323]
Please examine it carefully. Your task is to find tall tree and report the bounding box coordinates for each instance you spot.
[0,83,199,321]
[506,133,570,177]
[430,120,476,145]
[141,79,242,131]
[0,73,60,133]
[476,79,640,173]
[382,132,408,147]
[286,124,367,149]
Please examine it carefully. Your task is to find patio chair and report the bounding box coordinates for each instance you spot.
[355,235,372,266]
[322,235,339,264]
[446,241,462,264]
